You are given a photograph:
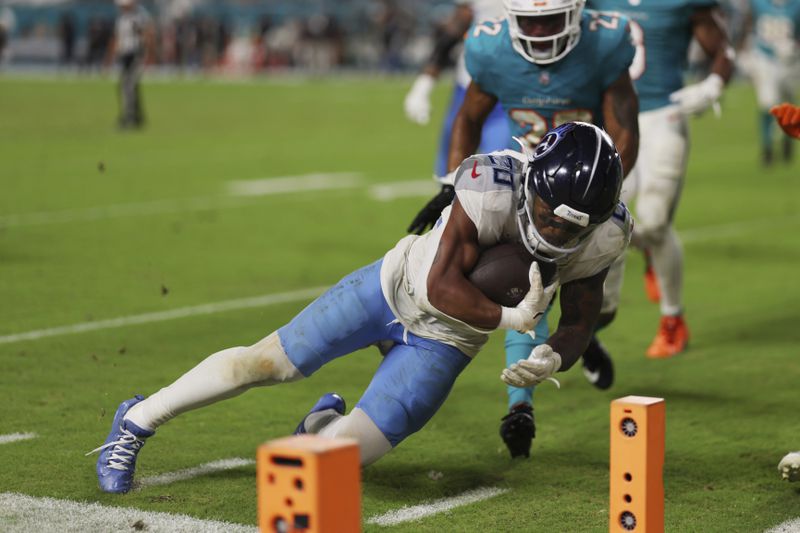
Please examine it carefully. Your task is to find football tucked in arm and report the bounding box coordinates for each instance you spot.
[467,243,557,307]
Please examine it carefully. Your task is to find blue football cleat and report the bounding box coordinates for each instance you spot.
[294,393,346,435]
[86,395,154,493]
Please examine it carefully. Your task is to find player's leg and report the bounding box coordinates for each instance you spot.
[777,68,795,162]
[434,84,467,177]
[500,317,548,458]
[633,106,690,358]
[752,51,780,166]
[779,451,800,482]
[91,259,392,492]
[306,335,471,465]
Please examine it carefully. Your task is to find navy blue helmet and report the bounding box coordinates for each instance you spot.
[517,121,623,262]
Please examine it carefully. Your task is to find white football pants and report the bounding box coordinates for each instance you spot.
[602,104,689,317]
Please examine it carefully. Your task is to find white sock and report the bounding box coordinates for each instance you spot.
[650,227,683,316]
[315,407,393,466]
[124,332,302,431]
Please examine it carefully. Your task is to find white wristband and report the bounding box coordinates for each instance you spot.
[498,306,525,332]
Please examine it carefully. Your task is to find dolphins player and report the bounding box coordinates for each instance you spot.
[587,0,734,358]
[742,0,800,165]
[89,123,631,493]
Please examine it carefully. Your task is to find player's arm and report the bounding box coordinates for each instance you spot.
[691,7,735,84]
[422,4,473,79]
[447,81,499,172]
[602,71,639,178]
[669,6,734,114]
[547,267,608,371]
[407,81,498,234]
[426,199,495,328]
[405,4,474,125]
[427,199,554,331]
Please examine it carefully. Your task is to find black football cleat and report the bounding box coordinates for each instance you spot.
[582,336,614,390]
[500,402,535,459]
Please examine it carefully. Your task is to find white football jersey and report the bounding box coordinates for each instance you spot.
[381,150,632,358]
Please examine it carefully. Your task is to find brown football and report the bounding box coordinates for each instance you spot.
[467,242,557,307]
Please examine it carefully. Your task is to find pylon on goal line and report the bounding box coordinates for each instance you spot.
[610,396,665,533]
[257,435,361,533]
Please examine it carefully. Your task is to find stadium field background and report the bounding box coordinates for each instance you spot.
[0,76,798,531]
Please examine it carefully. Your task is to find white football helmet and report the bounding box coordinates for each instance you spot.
[503,0,585,65]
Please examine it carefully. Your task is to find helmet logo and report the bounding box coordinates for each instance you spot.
[532,131,561,160]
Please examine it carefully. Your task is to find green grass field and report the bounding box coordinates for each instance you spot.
[0,75,798,532]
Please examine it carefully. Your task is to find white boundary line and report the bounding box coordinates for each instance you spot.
[765,517,800,533]
[137,458,255,490]
[0,433,37,445]
[0,492,257,533]
[0,287,326,345]
[365,486,510,526]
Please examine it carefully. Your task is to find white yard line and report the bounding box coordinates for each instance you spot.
[137,458,255,490]
[227,173,362,196]
[765,517,800,533]
[0,175,436,228]
[0,433,37,445]
[369,180,439,201]
[0,492,257,533]
[365,486,510,526]
[0,286,326,345]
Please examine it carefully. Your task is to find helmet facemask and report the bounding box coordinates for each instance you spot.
[504,0,585,65]
[517,178,594,263]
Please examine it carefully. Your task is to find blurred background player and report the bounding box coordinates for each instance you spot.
[410,0,639,458]
[110,0,153,129]
[587,0,735,358]
[772,101,799,483]
[740,0,800,166]
[403,0,509,218]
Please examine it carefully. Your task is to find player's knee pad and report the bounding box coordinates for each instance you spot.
[634,219,670,248]
[234,332,303,386]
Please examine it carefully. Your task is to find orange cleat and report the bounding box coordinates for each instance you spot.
[644,265,660,303]
[646,315,689,358]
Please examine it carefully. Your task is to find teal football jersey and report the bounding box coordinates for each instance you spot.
[749,0,800,59]
[587,0,717,111]
[465,10,634,147]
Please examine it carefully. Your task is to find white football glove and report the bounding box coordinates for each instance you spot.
[669,73,724,116]
[404,74,436,125]
[501,344,562,388]
[498,262,559,333]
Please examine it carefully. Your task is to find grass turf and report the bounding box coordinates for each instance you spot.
[0,75,798,531]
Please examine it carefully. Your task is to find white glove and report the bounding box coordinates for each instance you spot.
[404,74,436,125]
[498,262,559,333]
[501,344,562,388]
[669,73,724,116]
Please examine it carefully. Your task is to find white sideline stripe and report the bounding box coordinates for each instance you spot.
[0,286,326,345]
[369,180,439,201]
[0,433,37,445]
[227,173,363,196]
[0,492,257,533]
[366,486,510,526]
[765,517,800,533]
[137,458,255,489]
